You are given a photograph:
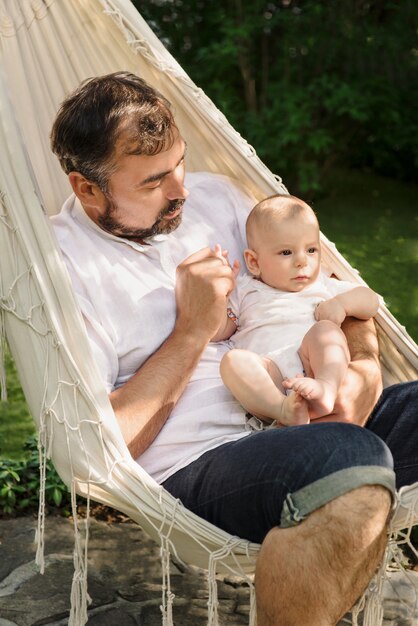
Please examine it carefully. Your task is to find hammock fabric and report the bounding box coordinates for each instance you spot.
[0,1,417,625]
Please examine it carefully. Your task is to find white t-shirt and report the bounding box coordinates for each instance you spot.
[228,273,356,379]
[51,172,254,483]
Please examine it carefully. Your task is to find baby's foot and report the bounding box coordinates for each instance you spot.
[277,391,310,426]
[284,376,336,418]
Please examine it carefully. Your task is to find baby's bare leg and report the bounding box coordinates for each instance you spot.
[220,349,309,425]
[284,320,350,418]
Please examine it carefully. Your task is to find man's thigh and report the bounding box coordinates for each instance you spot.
[366,380,418,489]
[163,423,394,544]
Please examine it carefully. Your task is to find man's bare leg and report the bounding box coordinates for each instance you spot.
[255,485,391,626]
[284,320,351,418]
[220,349,309,425]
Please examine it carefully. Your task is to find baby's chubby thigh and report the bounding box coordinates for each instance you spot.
[220,348,283,390]
[297,319,350,377]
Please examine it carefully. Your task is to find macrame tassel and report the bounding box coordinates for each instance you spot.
[350,591,366,626]
[249,583,257,626]
[207,553,220,626]
[361,547,388,626]
[0,308,7,401]
[159,538,174,626]
[35,423,47,574]
[68,483,92,626]
[362,578,384,626]
[350,607,361,626]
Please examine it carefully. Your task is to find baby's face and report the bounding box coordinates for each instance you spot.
[251,214,321,292]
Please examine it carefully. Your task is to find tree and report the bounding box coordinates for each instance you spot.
[137,0,418,194]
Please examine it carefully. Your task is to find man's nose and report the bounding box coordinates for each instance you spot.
[165,171,189,200]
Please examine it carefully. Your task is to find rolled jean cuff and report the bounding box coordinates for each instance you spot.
[280,465,396,528]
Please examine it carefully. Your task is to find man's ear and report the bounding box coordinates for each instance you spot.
[68,172,106,216]
[244,248,260,276]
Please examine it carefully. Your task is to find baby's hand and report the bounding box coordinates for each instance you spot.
[212,243,240,277]
[314,297,346,326]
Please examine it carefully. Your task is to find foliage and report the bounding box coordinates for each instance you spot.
[0,435,70,516]
[138,0,418,194]
[0,348,35,460]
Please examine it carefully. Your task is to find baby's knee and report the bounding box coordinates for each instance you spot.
[303,319,348,349]
[220,348,251,378]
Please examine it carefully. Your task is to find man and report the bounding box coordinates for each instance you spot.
[50,72,417,625]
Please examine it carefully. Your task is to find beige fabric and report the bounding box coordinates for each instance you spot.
[0,1,417,625]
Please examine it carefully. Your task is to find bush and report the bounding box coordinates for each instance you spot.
[137,0,418,194]
[0,436,70,517]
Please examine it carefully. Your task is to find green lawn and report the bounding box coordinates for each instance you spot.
[0,350,35,460]
[0,169,417,460]
[314,169,418,343]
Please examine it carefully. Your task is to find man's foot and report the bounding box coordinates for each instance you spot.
[283,376,336,418]
[276,391,310,426]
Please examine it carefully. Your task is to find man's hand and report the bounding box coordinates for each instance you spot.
[315,297,346,326]
[313,317,383,426]
[329,357,382,424]
[111,245,240,459]
[175,246,238,341]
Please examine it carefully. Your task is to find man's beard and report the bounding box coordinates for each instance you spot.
[97,196,185,242]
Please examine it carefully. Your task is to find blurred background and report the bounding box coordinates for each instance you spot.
[1,0,417,461]
[137,0,418,342]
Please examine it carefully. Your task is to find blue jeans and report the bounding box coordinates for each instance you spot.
[366,381,418,489]
[163,382,417,544]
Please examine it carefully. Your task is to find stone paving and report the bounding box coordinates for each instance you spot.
[0,516,417,626]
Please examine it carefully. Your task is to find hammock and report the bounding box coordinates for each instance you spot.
[0,1,417,625]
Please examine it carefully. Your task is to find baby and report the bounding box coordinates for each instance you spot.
[213,193,379,426]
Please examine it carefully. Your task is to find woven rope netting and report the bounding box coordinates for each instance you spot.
[0,1,417,625]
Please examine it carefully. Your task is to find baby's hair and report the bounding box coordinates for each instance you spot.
[246,194,318,249]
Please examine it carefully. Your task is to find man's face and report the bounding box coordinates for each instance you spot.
[97,133,188,241]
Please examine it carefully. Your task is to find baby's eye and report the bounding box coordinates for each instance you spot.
[307,247,318,254]
[280,250,292,256]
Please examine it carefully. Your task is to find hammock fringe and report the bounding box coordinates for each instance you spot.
[0,1,417,625]
[69,483,92,626]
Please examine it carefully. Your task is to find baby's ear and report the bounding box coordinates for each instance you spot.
[244,248,260,276]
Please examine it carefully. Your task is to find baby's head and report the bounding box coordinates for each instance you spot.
[245,194,321,292]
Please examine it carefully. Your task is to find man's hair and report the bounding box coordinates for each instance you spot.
[246,194,317,249]
[50,72,176,191]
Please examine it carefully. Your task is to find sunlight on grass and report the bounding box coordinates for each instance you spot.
[314,169,418,342]
[0,349,35,460]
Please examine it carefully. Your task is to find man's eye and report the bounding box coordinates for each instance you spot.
[280,250,292,256]
[146,182,162,190]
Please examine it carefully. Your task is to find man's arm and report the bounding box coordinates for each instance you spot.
[110,247,236,459]
[314,317,383,426]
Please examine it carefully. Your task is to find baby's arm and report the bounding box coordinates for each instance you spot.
[315,286,379,326]
[211,314,237,342]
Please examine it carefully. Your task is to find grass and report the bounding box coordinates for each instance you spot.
[0,350,35,460]
[0,169,417,461]
[314,168,418,343]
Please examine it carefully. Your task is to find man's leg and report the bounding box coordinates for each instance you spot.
[163,423,395,625]
[366,380,418,488]
[255,485,391,626]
